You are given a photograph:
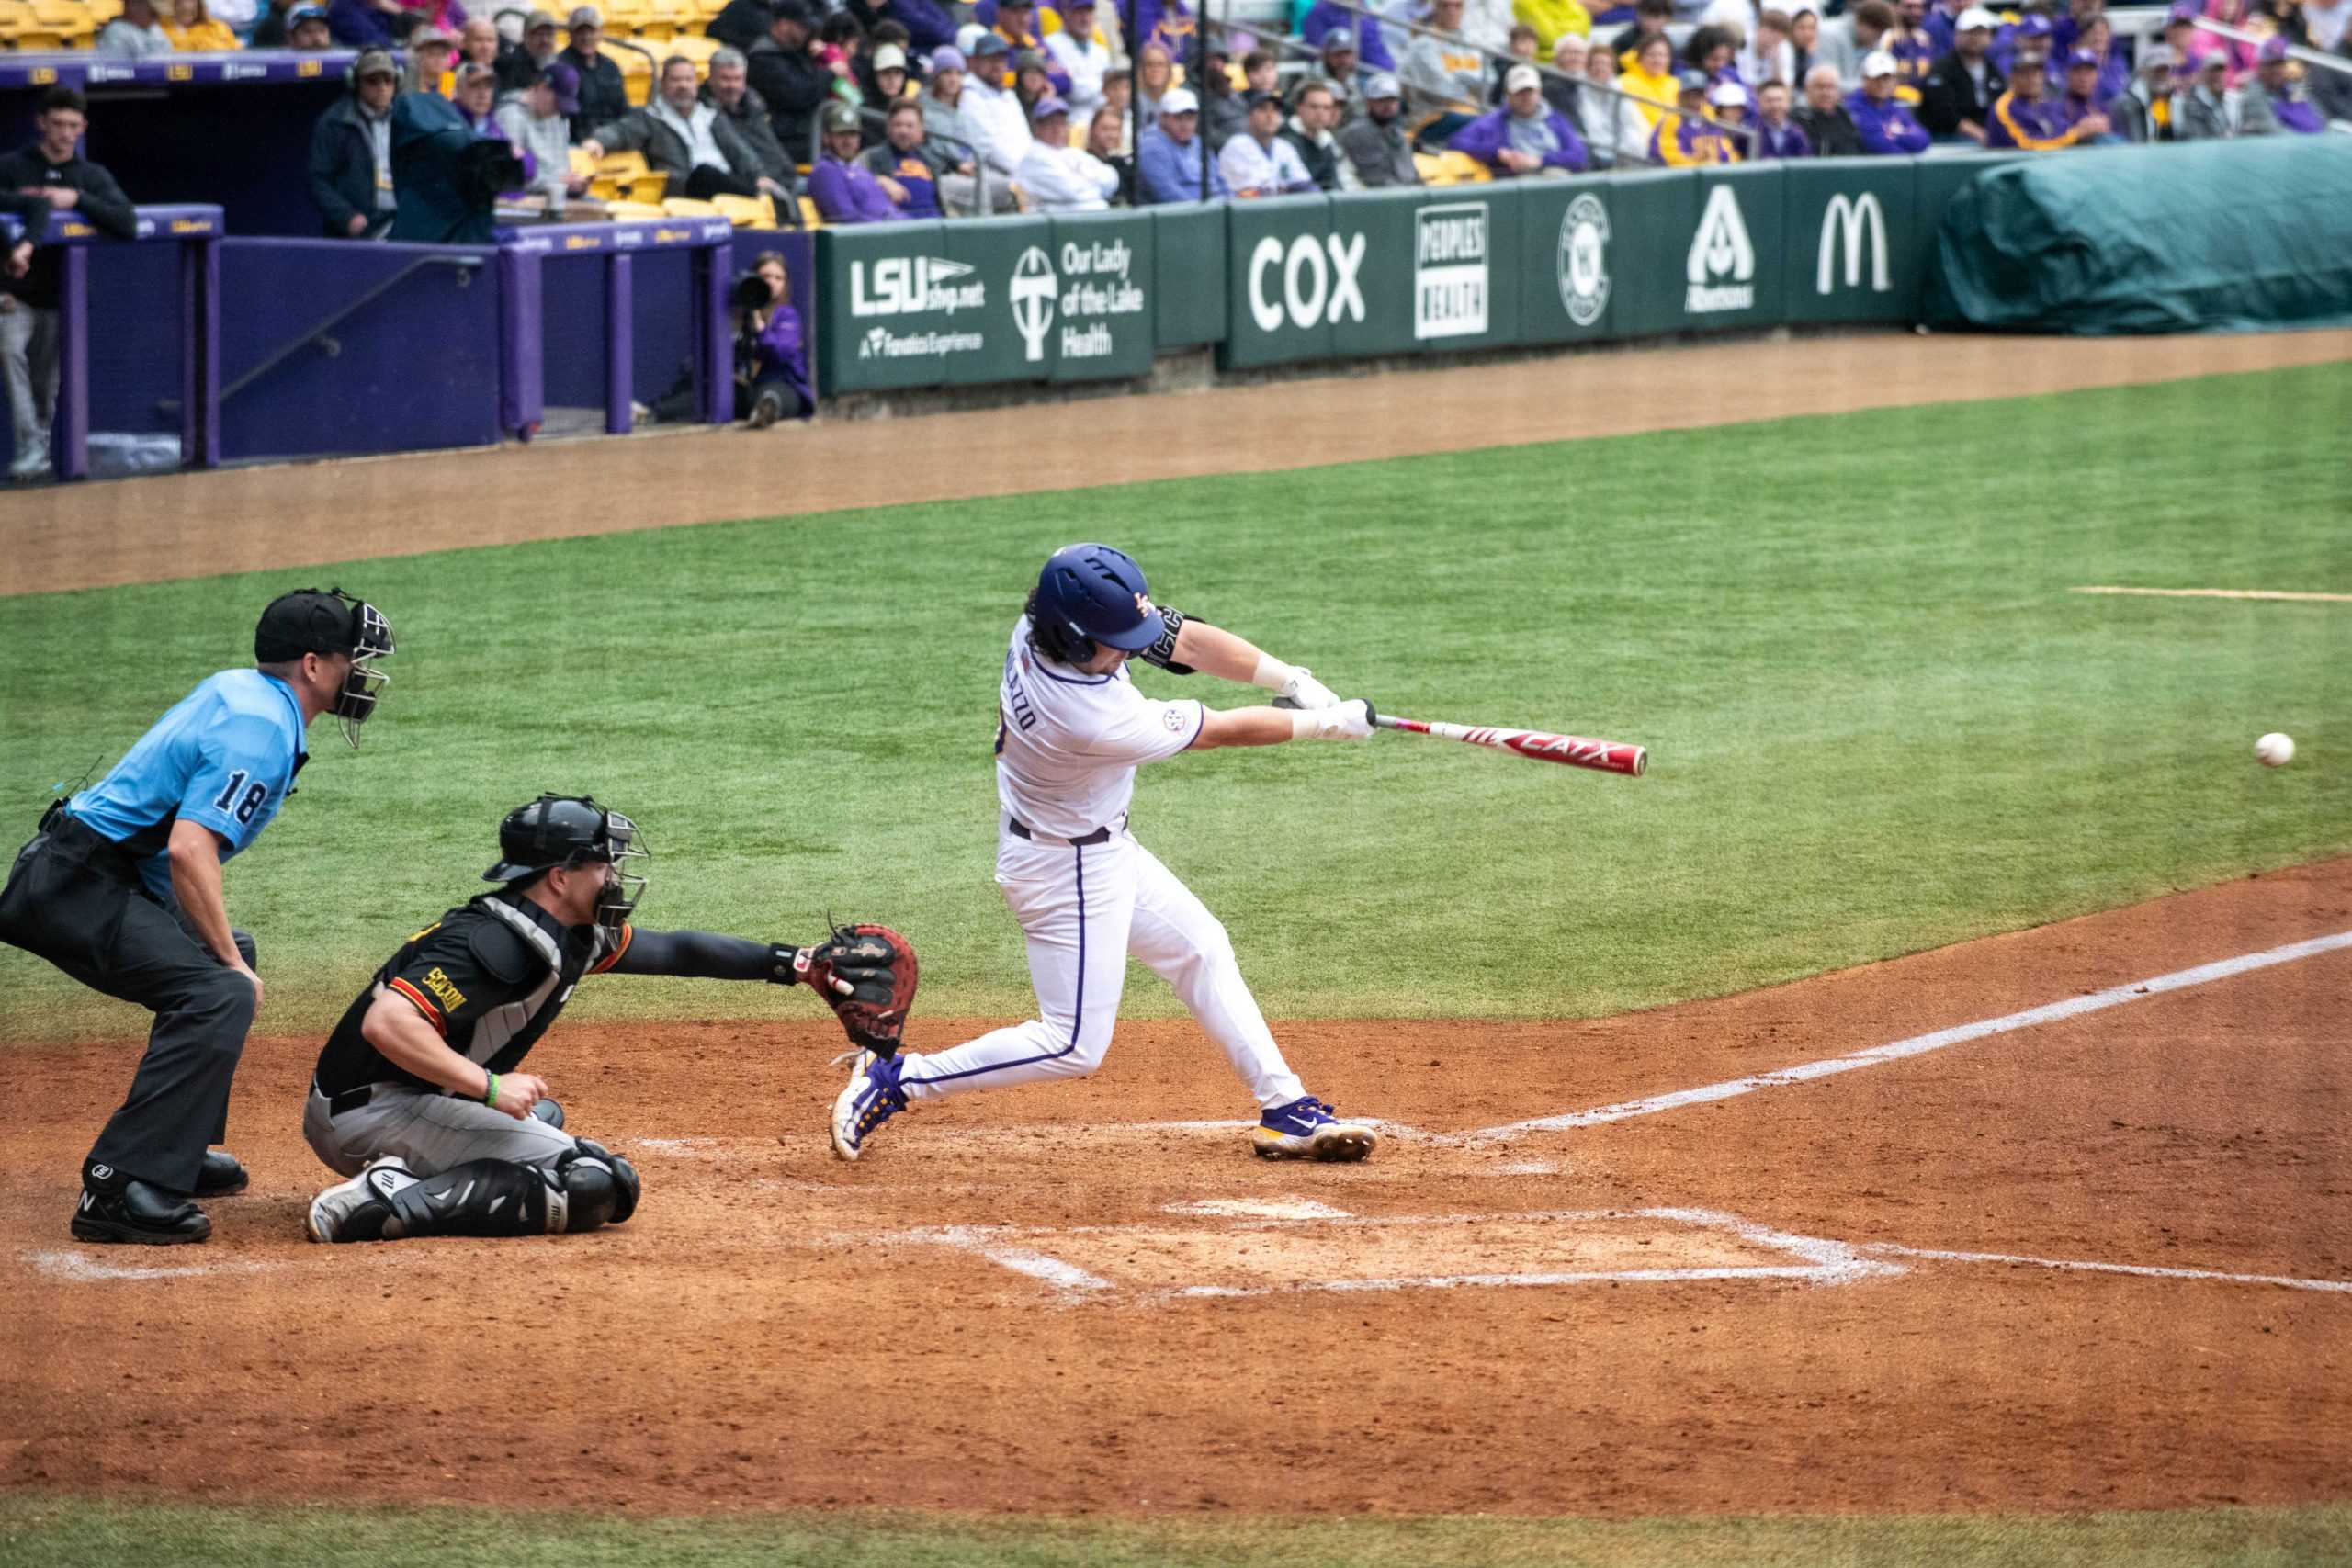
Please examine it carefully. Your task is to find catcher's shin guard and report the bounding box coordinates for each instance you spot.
[308,1146,639,1242]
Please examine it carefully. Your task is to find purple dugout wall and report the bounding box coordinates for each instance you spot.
[77,226,816,468]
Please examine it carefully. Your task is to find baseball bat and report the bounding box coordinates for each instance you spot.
[1375,714,1647,777]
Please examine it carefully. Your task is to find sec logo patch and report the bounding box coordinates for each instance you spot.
[1162,707,1187,732]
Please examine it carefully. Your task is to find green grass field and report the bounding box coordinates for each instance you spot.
[4,364,2350,1565]
[3,362,2348,1041]
[3,1497,2349,1568]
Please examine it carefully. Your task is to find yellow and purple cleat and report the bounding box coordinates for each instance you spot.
[1251,1096,1377,1162]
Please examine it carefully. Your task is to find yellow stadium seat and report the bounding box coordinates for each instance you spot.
[660,196,722,217]
[0,1,37,44]
[600,39,654,103]
[597,0,650,34]
[603,170,670,202]
[89,0,123,17]
[663,30,718,62]
[639,0,695,40]
[569,145,599,178]
[603,198,667,220]
[797,196,822,228]
[1419,150,1492,184]
[709,193,777,228]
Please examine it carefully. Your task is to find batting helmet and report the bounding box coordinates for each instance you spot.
[483,794,649,933]
[1027,543,1165,665]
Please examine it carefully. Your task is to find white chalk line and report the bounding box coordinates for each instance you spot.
[1471,928,2352,1144]
[22,1248,280,1283]
[1163,1197,1354,1220]
[1866,1244,2352,1295]
[2072,585,2352,604]
[861,1206,1903,1300]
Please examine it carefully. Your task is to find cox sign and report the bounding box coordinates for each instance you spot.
[1247,232,1368,333]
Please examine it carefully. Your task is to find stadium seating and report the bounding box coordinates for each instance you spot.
[707,192,779,227]
[598,36,656,102]
[1414,150,1494,186]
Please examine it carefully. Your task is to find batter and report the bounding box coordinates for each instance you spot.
[831,542,1380,1163]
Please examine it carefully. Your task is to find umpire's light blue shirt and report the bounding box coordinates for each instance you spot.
[68,669,308,900]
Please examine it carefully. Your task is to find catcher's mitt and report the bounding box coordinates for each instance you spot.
[802,922,917,1055]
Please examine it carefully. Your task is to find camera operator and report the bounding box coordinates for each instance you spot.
[391,63,526,242]
[734,250,809,430]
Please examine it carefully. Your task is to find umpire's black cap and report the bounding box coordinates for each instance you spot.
[255,587,387,663]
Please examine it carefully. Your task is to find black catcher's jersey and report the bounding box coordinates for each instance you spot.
[312,890,631,1098]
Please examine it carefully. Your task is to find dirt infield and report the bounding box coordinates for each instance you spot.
[6,859,2348,1517]
[7,326,2351,599]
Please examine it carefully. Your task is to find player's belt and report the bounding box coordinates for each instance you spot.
[1007,816,1118,848]
[315,1079,378,1116]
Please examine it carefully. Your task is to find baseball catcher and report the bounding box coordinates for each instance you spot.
[303,793,913,1242]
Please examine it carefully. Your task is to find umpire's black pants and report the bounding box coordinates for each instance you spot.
[0,812,257,1194]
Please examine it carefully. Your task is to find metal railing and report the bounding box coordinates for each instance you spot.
[222,253,486,403]
[1276,0,1757,151]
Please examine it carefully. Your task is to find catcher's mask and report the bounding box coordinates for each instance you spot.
[254,586,396,749]
[484,794,650,936]
[1026,543,1164,667]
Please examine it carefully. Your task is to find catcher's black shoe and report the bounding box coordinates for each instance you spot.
[195,1148,250,1198]
[530,1098,565,1129]
[71,1179,211,1245]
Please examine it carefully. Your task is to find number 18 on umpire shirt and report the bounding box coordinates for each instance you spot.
[68,668,307,900]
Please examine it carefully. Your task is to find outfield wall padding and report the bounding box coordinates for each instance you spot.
[811,153,2043,397]
[1922,139,2352,335]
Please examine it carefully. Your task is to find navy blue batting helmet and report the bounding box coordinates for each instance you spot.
[1028,543,1165,664]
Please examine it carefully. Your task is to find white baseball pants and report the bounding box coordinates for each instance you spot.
[895,827,1308,1110]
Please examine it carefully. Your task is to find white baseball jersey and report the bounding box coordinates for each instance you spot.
[888,613,1308,1113]
[994,615,1204,840]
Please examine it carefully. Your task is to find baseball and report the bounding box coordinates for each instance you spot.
[2256,732,2295,768]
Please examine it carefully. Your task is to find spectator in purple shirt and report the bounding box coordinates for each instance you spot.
[1304,0,1396,71]
[2245,34,2327,131]
[1847,49,1931,149]
[1449,63,1590,172]
[807,100,907,220]
[1750,77,1812,154]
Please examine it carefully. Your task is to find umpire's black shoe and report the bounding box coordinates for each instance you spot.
[195,1149,250,1198]
[71,1179,210,1246]
[530,1098,565,1129]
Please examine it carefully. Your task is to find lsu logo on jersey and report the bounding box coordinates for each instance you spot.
[422,966,468,1012]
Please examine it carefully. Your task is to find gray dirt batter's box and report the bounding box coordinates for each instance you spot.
[901,1207,1905,1302]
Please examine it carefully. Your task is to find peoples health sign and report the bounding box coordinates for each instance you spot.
[1414,202,1489,340]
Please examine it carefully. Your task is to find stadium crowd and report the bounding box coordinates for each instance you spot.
[3,0,2344,464]
[22,0,2343,226]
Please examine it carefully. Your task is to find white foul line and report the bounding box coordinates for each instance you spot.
[2072,585,2352,604]
[1866,1244,2352,1295]
[1475,929,2352,1143]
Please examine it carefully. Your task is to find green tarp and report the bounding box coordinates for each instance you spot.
[1922,137,2352,334]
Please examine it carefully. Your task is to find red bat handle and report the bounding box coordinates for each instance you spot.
[1377,715,1648,776]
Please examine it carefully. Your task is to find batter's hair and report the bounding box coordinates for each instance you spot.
[40,85,87,116]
